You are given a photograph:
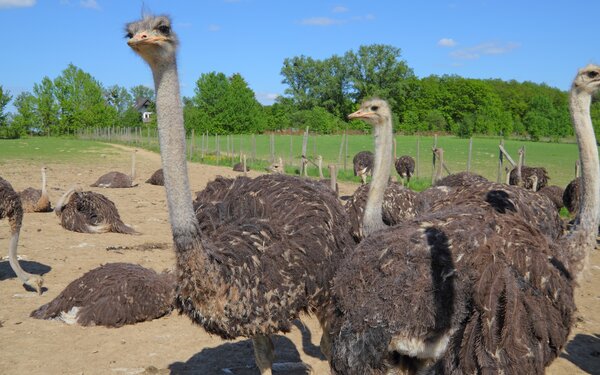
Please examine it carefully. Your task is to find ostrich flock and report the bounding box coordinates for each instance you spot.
[1,14,599,375]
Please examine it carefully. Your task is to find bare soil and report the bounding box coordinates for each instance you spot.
[0,145,598,375]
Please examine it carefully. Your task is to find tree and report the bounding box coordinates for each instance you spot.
[11,91,38,136]
[0,85,12,130]
[33,77,58,136]
[130,85,155,102]
[105,85,133,115]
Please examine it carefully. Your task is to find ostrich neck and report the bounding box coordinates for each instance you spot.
[363,120,392,236]
[435,151,444,181]
[131,152,136,180]
[570,92,600,233]
[517,151,523,182]
[41,169,47,195]
[7,231,34,284]
[152,59,200,249]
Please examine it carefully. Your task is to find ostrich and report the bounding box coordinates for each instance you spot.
[434,171,488,188]
[0,177,44,294]
[509,148,549,191]
[90,150,138,188]
[394,155,415,185]
[327,65,600,374]
[19,166,52,213]
[146,168,164,185]
[233,155,249,173]
[126,15,354,374]
[563,177,581,214]
[266,157,284,174]
[54,188,138,234]
[353,151,374,184]
[31,263,175,327]
[538,184,565,211]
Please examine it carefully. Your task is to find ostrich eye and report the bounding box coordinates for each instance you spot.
[157,25,171,35]
[370,106,379,111]
[587,71,599,79]
[125,32,133,39]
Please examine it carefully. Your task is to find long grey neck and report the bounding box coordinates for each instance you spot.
[152,59,200,249]
[363,120,392,236]
[130,152,136,180]
[41,169,47,195]
[434,150,444,182]
[329,165,337,193]
[517,149,523,184]
[8,231,35,284]
[565,90,600,277]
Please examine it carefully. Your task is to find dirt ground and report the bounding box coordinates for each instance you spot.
[0,145,598,375]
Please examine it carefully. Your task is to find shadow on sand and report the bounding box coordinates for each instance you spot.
[0,260,51,293]
[560,333,600,374]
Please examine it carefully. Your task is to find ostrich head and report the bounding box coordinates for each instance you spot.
[126,15,178,67]
[348,98,391,127]
[26,275,44,295]
[572,64,600,94]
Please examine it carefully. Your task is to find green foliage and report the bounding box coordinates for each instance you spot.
[0,85,12,129]
[288,107,345,134]
[130,85,155,101]
[33,77,58,136]
[11,91,38,136]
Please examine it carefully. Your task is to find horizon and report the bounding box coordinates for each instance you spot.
[2,0,599,113]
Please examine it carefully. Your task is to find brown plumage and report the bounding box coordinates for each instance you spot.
[19,166,52,212]
[233,162,250,172]
[54,188,138,234]
[433,171,488,188]
[328,66,600,375]
[563,177,581,214]
[0,177,44,293]
[91,151,137,188]
[344,182,418,242]
[509,166,549,191]
[126,14,355,374]
[145,168,164,186]
[353,151,374,184]
[538,185,565,210]
[31,263,175,327]
[394,155,415,183]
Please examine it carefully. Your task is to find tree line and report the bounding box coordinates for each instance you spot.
[1,44,598,140]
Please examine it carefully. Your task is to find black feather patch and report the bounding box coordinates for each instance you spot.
[485,190,516,213]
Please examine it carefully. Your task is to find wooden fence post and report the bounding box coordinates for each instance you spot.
[467,137,473,172]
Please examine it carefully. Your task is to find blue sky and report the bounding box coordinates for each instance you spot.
[1,0,599,112]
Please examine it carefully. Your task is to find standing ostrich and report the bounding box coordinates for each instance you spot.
[509,148,549,191]
[54,188,137,234]
[126,15,354,374]
[90,150,138,188]
[19,166,52,213]
[0,177,44,294]
[146,168,164,186]
[31,263,175,327]
[353,151,374,184]
[327,66,600,374]
[394,155,415,185]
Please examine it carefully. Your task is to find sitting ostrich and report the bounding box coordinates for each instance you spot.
[90,150,138,188]
[434,171,488,188]
[265,157,284,174]
[394,155,415,185]
[0,177,44,294]
[126,15,355,374]
[31,263,175,327]
[352,151,374,184]
[54,188,137,234]
[327,66,600,374]
[563,177,581,214]
[509,147,549,191]
[145,168,164,185]
[538,184,565,210]
[233,154,249,173]
[19,166,52,213]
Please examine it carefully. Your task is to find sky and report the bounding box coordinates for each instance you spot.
[1,0,599,112]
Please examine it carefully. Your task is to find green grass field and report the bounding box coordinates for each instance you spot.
[5,133,589,189]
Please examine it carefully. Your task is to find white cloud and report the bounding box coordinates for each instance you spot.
[256,92,280,105]
[300,17,343,26]
[332,5,348,13]
[0,0,35,8]
[80,0,99,10]
[438,38,457,47]
[450,42,520,60]
[208,24,221,32]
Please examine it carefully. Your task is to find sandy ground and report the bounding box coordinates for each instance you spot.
[0,144,598,375]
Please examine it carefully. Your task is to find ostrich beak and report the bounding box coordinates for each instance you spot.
[348,109,374,120]
[128,34,168,47]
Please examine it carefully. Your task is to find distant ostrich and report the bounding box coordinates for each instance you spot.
[538,184,565,211]
[353,151,374,184]
[563,177,581,214]
[509,148,549,191]
[54,188,137,234]
[316,164,339,196]
[31,263,175,327]
[19,166,52,213]
[434,171,488,188]
[145,168,164,186]
[233,155,249,173]
[266,157,284,174]
[327,65,600,374]
[126,15,355,375]
[90,150,138,188]
[394,155,415,185]
[0,177,44,294]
